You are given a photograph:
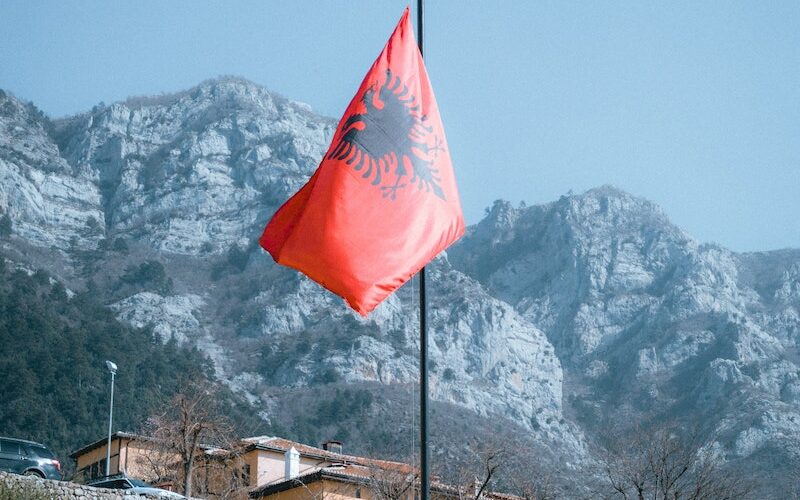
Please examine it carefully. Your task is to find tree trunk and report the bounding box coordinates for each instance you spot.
[184,456,194,497]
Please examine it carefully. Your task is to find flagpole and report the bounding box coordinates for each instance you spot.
[416,3,430,500]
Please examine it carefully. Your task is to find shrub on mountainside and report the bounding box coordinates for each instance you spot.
[119,259,173,294]
[112,237,129,254]
[210,244,251,281]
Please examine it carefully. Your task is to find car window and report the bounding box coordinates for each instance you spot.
[0,440,22,455]
[28,446,54,458]
[92,480,113,488]
[112,479,132,489]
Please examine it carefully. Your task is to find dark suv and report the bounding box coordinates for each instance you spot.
[0,436,62,480]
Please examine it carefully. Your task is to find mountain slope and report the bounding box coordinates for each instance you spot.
[0,81,589,475]
[1,80,799,494]
[0,256,263,475]
[0,90,103,249]
[449,187,800,489]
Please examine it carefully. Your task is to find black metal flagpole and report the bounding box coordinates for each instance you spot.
[416,4,430,500]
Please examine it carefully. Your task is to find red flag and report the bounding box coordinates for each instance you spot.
[260,8,464,315]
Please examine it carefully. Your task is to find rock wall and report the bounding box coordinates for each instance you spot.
[0,471,159,499]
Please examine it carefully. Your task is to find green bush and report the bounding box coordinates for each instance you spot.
[119,260,172,294]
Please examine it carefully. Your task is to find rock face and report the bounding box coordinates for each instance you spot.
[0,81,589,466]
[448,187,800,476]
[0,90,104,249]
[51,77,335,255]
[1,80,799,489]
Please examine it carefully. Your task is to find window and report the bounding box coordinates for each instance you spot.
[89,458,112,479]
[29,446,54,459]
[241,463,251,485]
[111,480,132,489]
[355,487,362,498]
[0,440,22,455]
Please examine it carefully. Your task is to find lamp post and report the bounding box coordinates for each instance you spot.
[105,360,117,477]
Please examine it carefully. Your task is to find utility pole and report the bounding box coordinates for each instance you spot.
[105,360,117,477]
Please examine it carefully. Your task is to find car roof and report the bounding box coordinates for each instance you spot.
[87,474,133,484]
[0,436,46,447]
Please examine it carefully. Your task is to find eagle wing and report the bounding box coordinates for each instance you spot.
[327,70,446,201]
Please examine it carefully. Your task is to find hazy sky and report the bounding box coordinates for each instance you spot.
[2,1,798,251]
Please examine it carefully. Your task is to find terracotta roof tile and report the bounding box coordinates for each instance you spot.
[242,436,415,474]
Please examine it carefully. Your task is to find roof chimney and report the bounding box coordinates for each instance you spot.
[322,440,343,455]
[285,447,299,480]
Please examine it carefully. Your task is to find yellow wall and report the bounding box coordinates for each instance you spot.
[322,479,373,500]
[74,437,180,483]
[261,480,325,500]
[75,438,124,479]
[123,442,180,481]
[260,479,374,500]
[243,450,260,488]
[250,449,332,487]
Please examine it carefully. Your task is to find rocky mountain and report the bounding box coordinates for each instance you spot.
[0,81,588,473]
[1,80,799,494]
[0,89,103,249]
[449,188,800,486]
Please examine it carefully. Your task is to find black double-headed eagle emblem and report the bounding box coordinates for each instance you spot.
[327,69,447,201]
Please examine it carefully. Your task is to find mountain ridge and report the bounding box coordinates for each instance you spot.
[1,79,799,495]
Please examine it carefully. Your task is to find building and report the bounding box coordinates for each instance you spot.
[69,432,181,489]
[242,437,518,500]
[70,432,163,482]
[71,434,517,500]
[69,431,245,494]
[239,437,414,489]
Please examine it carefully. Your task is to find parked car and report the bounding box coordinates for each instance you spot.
[87,475,186,498]
[0,436,62,480]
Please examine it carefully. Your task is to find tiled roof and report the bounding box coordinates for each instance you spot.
[249,464,416,498]
[242,436,415,475]
[70,431,221,459]
[248,457,522,500]
[69,431,151,459]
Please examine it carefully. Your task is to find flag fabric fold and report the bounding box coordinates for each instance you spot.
[260,7,464,315]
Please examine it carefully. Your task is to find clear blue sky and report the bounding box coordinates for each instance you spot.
[2,1,798,251]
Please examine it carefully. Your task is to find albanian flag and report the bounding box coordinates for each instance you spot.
[260,8,464,315]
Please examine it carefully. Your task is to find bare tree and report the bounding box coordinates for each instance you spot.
[463,448,504,500]
[508,462,560,500]
[369,465,419,500]
[599,423,753,500]
[131,438,181,487]
[194,443,251,500]
[142,380,244,498]
[436,442,507,500]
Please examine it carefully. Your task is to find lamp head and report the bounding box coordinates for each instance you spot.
[105,360,117,374]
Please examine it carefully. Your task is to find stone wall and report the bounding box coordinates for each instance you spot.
[0,471,162,499]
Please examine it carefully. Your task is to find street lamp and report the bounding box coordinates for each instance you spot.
[105,360,117,477]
